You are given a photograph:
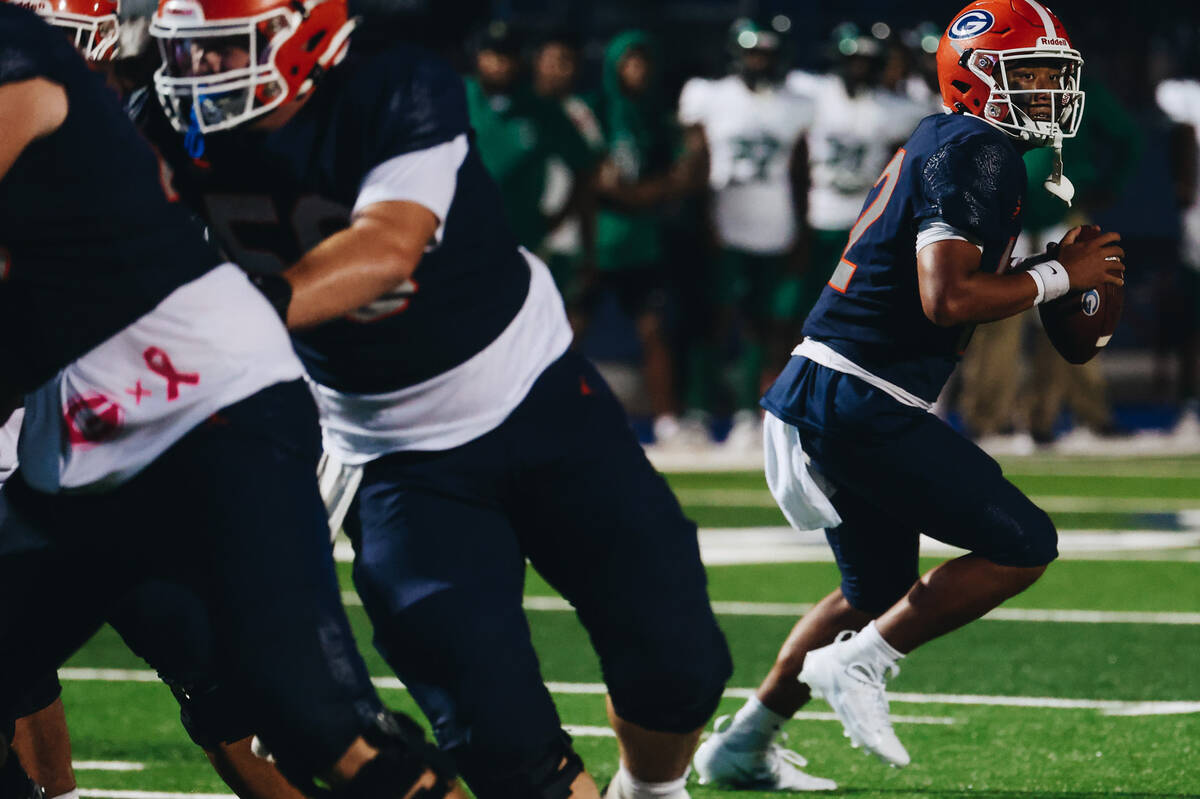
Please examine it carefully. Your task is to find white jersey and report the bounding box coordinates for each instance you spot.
[1156,78,1200,270]
[679,75,815,254]
[786,71,929,232]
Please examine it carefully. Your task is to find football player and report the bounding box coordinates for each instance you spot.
[693,0,1125,787]
[0,5,462,798]
[677,17,815,452]
[144,2,732,798]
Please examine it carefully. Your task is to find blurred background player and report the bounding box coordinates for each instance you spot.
[1156,74,1200,443]
[465,20,601,265]
[678,16,814,452]
[786,22,927,325]
[533,30,606,322]
[144,2,732,797]
[583,30,695,450]
[0,5,461,798]
[695,0,1126,787]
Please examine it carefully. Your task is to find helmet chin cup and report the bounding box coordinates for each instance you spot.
[1044,172,1075,205]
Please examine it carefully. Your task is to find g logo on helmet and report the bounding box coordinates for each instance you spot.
[1081,289,1100,317]
[948,10,995,40]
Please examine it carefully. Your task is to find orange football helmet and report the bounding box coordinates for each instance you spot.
[149,0,356,133]
[9,0,121,61]
[936,0,1084,147]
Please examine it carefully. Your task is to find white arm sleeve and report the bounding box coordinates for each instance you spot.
[916,220,983,255]
[352,133,470,247]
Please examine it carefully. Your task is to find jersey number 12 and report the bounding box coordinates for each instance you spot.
[828,148,906,293]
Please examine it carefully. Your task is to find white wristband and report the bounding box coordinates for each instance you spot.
[1027,260,1070,304]
[1026,268,1046,304]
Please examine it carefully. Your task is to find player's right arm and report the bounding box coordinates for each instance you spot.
[281,200,437,330]
[0,78,67,182]
[917,230,1125,327]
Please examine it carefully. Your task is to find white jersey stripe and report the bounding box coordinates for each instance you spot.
[1024,0,1058,38]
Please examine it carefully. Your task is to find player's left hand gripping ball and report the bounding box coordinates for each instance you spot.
[1038,226,1125,364]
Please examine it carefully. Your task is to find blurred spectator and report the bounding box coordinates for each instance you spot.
[581,31,696,448]
[464,21,600,259]
[1156,76,1200,442]
[959,78,1142,450]
[532,31,606,315]
[677,17,814,451]
[786,22,926,328]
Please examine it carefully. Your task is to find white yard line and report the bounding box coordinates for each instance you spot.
[671,488,1200,514]
[337,592,1200,625]
[59,669,1197,716]
[73,762,145,772]
[335,526,1200,567]
[521,595,1200,625]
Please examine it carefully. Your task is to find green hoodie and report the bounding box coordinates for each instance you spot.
[587,30,678,270]
[465,76,598,252]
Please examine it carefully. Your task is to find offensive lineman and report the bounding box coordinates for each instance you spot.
[0,4,463,798]
[143,1,732,797]
[694,0,1125,790]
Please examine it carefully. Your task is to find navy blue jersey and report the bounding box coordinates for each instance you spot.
[145,44,530,395]
[787,113,1026,404]
[0,6,221,397]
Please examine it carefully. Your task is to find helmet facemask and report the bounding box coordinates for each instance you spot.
[38,8,121,60]
[151,8,297,133]
[964,48,1084,146]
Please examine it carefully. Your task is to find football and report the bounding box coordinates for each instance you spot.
[1037,227,1124,365]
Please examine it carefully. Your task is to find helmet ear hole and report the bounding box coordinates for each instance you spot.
[951,79,971,93]
[306,30,326,52]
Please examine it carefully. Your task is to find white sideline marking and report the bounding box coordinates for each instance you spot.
[73,762,145,772]
[57,669,1198,716]
[672,488,1200,514]
[79,787,231,791]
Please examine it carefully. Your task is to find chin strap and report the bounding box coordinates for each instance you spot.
[1043,133,1075,206]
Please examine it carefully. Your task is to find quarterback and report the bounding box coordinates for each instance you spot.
[694,0,1125,790]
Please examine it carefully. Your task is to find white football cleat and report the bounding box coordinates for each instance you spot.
[800,631,911,768]
[694,715,838,792]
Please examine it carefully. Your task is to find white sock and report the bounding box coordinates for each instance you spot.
[853,621,904,667]
[724,695,787,750]
[608,763,690,799]
[50,790,80,799]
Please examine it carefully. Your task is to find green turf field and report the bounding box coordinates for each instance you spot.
[58,455,1200,798]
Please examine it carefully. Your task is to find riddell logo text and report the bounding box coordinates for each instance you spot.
[1038,37,1070,47]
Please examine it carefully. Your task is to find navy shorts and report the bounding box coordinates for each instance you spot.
[0,380,381,775]
[346,351,731,792]
[763,358,1058,614]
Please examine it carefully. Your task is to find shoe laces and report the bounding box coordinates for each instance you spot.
[844,659,901,737]
[766,743,810,776]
